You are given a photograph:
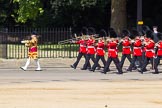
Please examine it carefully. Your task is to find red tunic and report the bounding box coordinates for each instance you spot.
[157,41,162,56]
[122,38,131,54]
[28,39,38,59]
[29,47,37,52]
[107,40,118,58]
[86,38,95,54]
[133,39,142,56]
[96,40,105,56]
[76,39,87,54]
[145,39,155,58]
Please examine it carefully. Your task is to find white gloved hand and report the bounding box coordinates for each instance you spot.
[153,56,157,58]
[119,39,123,42]
[21,40,26,43]
[131,40,135,43]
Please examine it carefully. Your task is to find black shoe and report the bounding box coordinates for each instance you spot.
[70,65,76,69]
[138,69,143,74]
[152,72,159,74]
[116,72,123,74]
[126,69,132,72]
[132,67,137,70]
[103,69,110,72]
[20,67,26,71]
[81,68,86,70]
[101,71,107,74]
[89,69,95,72]
[35,69,42,71]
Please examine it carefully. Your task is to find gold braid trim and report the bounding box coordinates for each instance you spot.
[28,52,38,59]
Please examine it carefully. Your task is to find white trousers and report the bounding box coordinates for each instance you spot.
[23,58,41,70]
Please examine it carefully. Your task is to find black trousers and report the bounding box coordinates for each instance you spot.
[73,52,91,68]
[128,56,142,71]
[154,56,162,73]
[141,57,154,71]
[120,54,132,68]
[82,54,101,69]
[142,52,146,61]
[104,57,122,73]
[91,55,106,71]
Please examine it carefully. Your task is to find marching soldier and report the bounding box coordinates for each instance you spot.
[127,29,143,72]
[90,30,106,72]
[154,33,162,74]
[70,34,91,69]
[141,25,150,61]
[138,30,155,74]
[102,30,123,74]
[20,32,41,71]
[81,34,101,70]
[119,29,132,69]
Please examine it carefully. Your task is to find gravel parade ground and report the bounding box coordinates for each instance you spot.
[0,58,162,108]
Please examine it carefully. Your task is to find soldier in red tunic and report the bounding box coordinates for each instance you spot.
[81,34,101,70]
[70,34,90,69]
[102,30,123,74]
[119,29,132,69]
[138,30,155,74]
[141,26,151,61]
[154,33,162,74]
[90,30,106,72]
[127,29,143,72]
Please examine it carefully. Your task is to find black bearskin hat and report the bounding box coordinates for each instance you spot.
[122,29,130,37]
[146,30,153,39]
[88,27,96,35]
[130,29,140,39]
[81,27,88,35]
[109,30,117,38]
[142,25,150,35]
[99,29,107,37]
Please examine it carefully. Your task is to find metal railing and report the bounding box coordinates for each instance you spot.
[0,27,78,59]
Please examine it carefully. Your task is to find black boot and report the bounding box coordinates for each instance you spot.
[152,72,159,74]
[138,69,143,74]
[80,68,86,70]
[116,72,123,74]
[101,71,107,74]
[89,69,95,72]
[70,65,76,69]
[126,68,132,72]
